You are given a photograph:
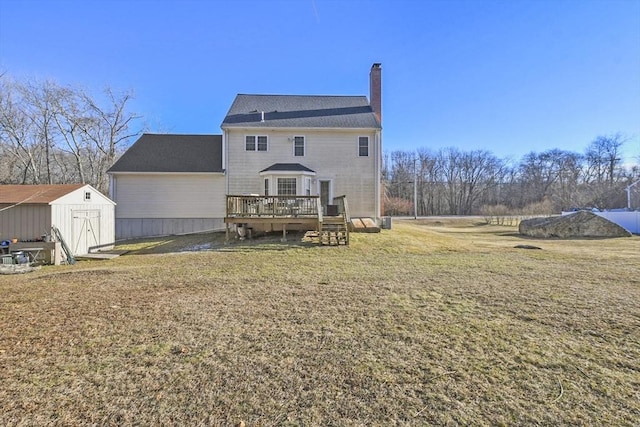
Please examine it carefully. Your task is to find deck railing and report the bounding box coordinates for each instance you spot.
[226,195,322,219]
[332,195,350,222]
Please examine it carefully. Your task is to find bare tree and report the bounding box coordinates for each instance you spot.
[0,74,141,193]
[583,134,628,208]
[438,148,506,215]
[516,149,584,211]
[416,147,443,215]
[585,134,626,184]
[382,135,633,216]
[460,149,506,214]
[50,86,91,184]
[0,78,42,184]
[18,79,62,184]
[77,87,140,192]
[553,150,583,210]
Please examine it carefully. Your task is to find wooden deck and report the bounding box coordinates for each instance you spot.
[225,195,322,221]
[224,195,349,245]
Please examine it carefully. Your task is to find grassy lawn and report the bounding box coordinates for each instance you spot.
[1,219,639,426]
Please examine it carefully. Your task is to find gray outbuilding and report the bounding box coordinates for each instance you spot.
[0,184,116,255]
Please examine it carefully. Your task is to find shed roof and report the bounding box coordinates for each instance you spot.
[0,184,85,204]
[222,94,381,129]
[107,134,223,173]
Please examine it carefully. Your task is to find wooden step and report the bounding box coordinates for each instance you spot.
[322,224,346,231]
[349,217,380,233]
[319,229,348,246]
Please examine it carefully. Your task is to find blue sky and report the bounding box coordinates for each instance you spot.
[1,0,639,164]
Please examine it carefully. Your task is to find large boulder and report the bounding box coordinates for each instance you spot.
[519,211,632,238]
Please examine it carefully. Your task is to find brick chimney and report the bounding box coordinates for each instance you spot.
[369,63,382,124]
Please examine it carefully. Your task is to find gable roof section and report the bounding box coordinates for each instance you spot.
[222,95,381,129]
[0,184,85,204]
[260,163,316,173]
[107,134,223,173]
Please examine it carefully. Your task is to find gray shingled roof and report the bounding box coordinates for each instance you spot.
[260,163,316,173]
[107,134,223,173]
[222,95,381,129]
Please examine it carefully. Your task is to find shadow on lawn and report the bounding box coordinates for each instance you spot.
[118,231,318,256]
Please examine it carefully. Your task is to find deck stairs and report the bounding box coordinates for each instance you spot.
[317,195,351,246]
[319,216,349,246]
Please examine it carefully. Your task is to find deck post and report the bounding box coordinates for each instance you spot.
[225,223,230,244]
[281,224,287,242]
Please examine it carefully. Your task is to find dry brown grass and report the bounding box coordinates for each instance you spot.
[1,220,639,426]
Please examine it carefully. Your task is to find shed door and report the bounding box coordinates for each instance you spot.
[72,210,100,255]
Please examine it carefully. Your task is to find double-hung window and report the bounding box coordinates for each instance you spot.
[246,135,268,151]
[358,136,369,157]
[294,136,305,157]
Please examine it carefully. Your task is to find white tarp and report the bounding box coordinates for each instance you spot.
[563,211,640,234]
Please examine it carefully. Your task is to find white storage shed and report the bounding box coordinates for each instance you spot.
[0,184,116,255]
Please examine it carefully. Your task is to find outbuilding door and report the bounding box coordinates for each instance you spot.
[72,210,100,255]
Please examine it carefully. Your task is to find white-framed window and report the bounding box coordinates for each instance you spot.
[245,135,268,151]
[294,136,305,157]
[358,136,369,157]
[264,178,269,196]
[277,177,297,195]
[304,177,312,196]
[84,191,91,201]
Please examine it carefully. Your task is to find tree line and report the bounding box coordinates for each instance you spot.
[2,75,638,214]
[0,74,140,194]
[383,134,640,216]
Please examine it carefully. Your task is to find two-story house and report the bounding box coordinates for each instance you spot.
[108,64,382,240]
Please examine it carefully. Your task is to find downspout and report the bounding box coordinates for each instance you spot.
[109,174,116,201]
[223,129,229,195]
[375,129,382,220]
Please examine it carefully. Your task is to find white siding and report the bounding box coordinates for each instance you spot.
[50,185,116,253]
[112,173,226,219]
[54,184,115,206]
[226,128,380,218]
[51,203,115,253]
